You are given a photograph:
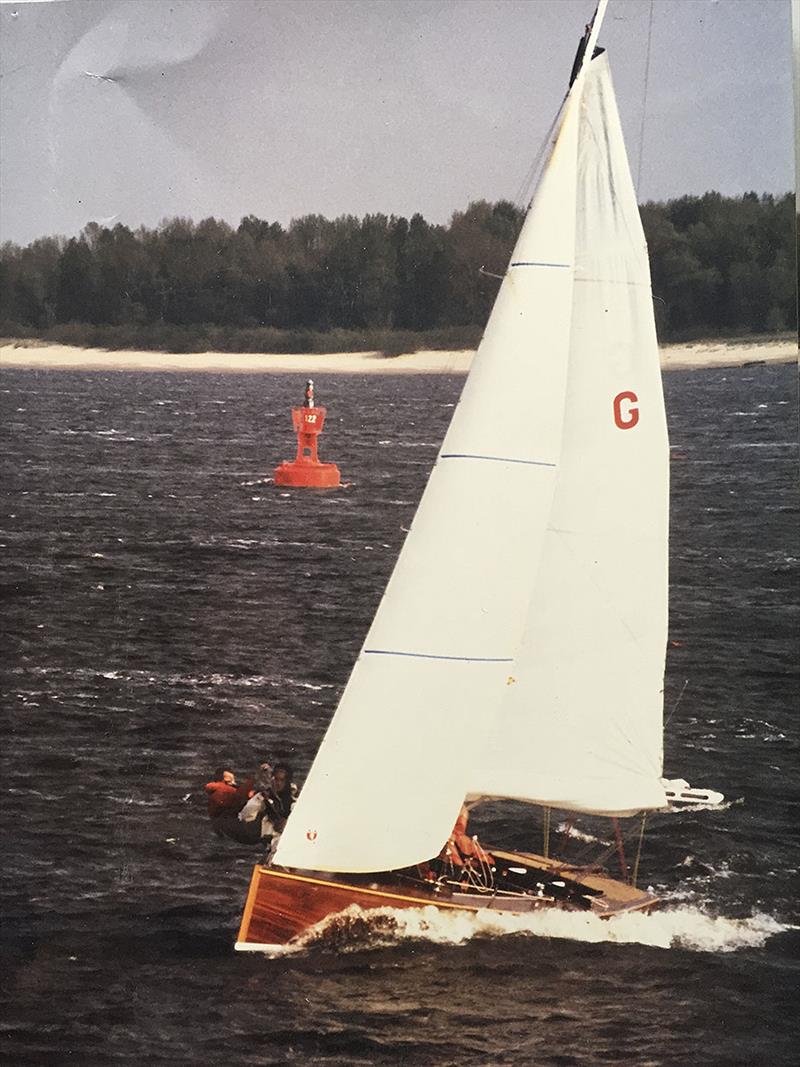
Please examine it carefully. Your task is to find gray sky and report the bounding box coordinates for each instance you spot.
[0,0,793,246]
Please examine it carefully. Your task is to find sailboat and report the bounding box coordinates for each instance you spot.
[235,0,722,952]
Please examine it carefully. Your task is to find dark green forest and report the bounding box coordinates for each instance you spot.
[0,192,794,354]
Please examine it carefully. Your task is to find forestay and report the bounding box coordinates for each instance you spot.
[468,53,669,816]
[274,85,585,874]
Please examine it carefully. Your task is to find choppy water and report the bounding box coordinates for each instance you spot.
[1,361,798,1066]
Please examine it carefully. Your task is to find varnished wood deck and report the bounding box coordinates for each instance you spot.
[490,849,658,915]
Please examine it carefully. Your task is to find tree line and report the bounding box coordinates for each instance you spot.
[0,192,794,353]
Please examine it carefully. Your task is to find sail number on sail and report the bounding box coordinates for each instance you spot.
[613,390,639,429]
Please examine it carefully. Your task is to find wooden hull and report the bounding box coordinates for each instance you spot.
[236,849,659,951]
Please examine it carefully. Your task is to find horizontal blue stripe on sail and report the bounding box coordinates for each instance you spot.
[364,649,513,663]
[510,261,570,268]
[440,453,556,468]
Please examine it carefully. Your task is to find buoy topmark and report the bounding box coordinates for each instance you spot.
[273,380,341,488]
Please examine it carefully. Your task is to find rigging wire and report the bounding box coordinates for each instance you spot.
[429,98,568,393]
[436,63,568,385]
[512,94,568,212]
[665,678,690,729]
[631,812,648,888]
[635,0,656,195]
[612,818,629,881]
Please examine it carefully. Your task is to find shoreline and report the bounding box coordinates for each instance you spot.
[0,338,796,374]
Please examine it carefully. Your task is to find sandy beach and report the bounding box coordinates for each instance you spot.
[0,338,795,374]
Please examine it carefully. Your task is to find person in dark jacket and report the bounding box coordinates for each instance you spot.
[268,763,297,830]
[263,762,298,862]
[237,761,298,861]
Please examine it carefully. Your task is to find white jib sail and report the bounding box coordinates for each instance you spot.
[469,53,669,816]
[274,89,585,874]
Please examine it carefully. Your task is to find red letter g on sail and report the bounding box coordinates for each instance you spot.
[613,391,639,429]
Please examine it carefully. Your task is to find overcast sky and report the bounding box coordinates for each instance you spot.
[0,0,793,246]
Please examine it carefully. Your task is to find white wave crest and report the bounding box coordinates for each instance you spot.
[660,797,741,814]
[288,903,793,956]
[556,822,610,846]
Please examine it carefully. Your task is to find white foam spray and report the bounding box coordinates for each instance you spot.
[280,902,794,957]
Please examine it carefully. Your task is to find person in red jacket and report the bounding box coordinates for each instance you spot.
[205,767,256,842]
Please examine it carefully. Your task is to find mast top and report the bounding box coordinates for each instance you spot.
[569,0,609,88]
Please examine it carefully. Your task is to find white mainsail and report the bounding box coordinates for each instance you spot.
[274,73,585,875]
[468,53,669,816]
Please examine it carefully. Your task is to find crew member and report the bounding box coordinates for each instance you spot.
[441,804,494,870]
[237,761,298,860]
[205,767,255,843]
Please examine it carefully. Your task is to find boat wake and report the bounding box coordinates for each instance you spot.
[289,903,793,956]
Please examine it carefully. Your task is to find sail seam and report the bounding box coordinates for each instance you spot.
[363,649,513,663]
[440,453,556,468]
[510,261,571,268]
[574,277,649,287]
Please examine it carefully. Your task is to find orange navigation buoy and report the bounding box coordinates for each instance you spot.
[273,379,341,488]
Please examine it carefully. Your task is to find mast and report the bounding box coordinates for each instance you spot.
[569,0,609,88]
